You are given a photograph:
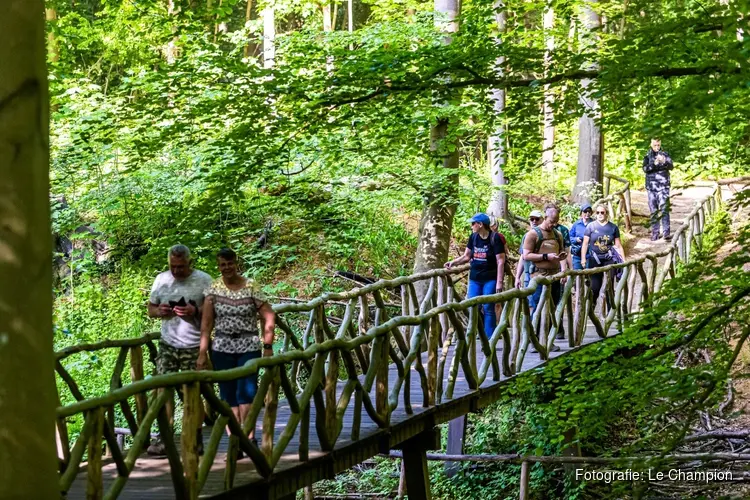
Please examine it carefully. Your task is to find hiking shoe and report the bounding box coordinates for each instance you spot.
[663,233,672,241]
[147,438,167,457]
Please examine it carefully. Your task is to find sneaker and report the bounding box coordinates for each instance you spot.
[550,344,561,352]
[663,233,672,241]
[147,438,167,457]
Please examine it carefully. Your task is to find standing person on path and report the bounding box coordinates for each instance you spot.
[198,248,276,445]
[523,206,567,334]
[643,138,674,241]
[147,244,213,456]
[445,213,506,339]
[569,203,593,270]
[580,204,626,311]
[514,210,542,289]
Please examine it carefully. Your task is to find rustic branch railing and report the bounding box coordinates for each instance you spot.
[602,172,632,231]
[54,182,722,499]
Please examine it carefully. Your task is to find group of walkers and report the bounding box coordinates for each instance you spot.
[445,203,626,344]
[146,245,275,457]
[443,138,675,343]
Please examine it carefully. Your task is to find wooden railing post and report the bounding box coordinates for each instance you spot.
[86,408,104,500]
[376,328,391,424]
[182,382,201,499]
[519,460,530,500]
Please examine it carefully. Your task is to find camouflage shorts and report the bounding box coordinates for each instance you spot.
[157,341,200,374]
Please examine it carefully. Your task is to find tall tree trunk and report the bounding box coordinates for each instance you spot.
[572,0,603,202]
[244,0,256,58]
[322,3,333,32]
[46,8,59,63]
[348,0,353,33]
[487,3,508,220]
[542,3,555,175]
[413,0,460,292]
[0,1,57,496]
[263,6,275,69]
[165,0,179,63]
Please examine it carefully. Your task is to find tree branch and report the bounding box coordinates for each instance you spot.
[323,65,741,107]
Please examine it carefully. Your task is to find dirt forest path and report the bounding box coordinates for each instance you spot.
[625,184,723,259]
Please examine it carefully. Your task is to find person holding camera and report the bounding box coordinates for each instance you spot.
[146,244,213,456]
[643,138,674,241]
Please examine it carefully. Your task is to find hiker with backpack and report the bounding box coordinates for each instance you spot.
[580,203,626,311]
[522,206,568,315]
[445,213,506,339]
[514,210,542,289]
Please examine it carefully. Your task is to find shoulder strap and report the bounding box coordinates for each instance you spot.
[532,227,544,253]
[552,228,564,250]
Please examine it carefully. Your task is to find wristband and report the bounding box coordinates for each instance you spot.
[263,343,273,350]
[542,253,548,261]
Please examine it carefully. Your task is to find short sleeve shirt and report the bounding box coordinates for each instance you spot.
[466,232,505,282]
[555,224,571,249]
[204,278,268,354]
[149,270,213,349]
[584,221,621,256]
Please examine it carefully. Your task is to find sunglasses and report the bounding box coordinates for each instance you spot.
[583,209,592,214]
[529,217,541,222]
[595,211,607,215]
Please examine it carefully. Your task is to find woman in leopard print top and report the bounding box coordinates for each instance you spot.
[198,248,275,440]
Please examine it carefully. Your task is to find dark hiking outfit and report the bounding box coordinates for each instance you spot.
[584,221,622,308]
[570,219,591,270]
[466,230,505,339]
[643,148,673,239]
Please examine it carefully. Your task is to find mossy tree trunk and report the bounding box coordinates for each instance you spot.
[413,0,460,297]
[0,1,57,497]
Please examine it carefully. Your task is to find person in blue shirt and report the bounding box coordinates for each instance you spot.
[569,203,593,270]
[445,213,506,338]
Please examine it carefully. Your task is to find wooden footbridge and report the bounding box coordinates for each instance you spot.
[54,179,736,499]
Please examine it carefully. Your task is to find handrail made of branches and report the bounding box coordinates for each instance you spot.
[601,172,632,231]
[54,181,724,499]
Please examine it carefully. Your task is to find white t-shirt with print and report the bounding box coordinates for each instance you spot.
[149,269,213,348]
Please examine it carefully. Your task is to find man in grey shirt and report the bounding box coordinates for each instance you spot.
[146,244,212,456]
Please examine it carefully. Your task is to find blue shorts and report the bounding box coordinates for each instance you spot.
[211,349,262,407]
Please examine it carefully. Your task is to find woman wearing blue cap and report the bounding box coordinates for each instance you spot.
[569,203,593,270]
[445,213,506,338]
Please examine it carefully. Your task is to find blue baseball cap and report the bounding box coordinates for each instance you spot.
[580,203,592,212]
[470,213,491,225]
